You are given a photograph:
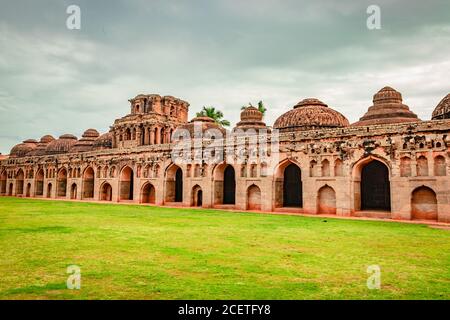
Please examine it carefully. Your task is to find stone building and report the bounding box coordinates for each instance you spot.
[1,88,450,223]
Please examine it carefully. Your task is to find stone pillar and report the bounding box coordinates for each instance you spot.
[150,127,155,145]
[156,127,161,145]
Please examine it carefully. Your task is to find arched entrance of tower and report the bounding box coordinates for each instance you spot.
[247,184,261,210]
[35,169,44,196]
[274,161,303,208]
[354,159,391,211]
[16,169,24,196]
[46,183,52,198]
[0,170,6,195]
[120,166,134,201]
[317,185,336,214]
[70,183,77,199]
[82,167,95,199]
[141,183,156,204]
[213,163,236,205]
[411,186,437,221]
[165,164,183,203]
[57,168,68,197]
[100,182,113,201]
[191,185,203,207]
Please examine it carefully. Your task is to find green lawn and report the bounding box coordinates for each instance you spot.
[0,197,449,300]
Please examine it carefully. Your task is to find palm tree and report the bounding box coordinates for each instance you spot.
[241,100,267,116]
[196,106,230,127]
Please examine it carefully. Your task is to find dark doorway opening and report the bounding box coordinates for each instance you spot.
[283,164,302,207]
[361,161,391,211]
[175,168,183,202]
[197,190,203,207]
[223,165,236,204]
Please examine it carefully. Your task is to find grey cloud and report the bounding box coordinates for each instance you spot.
[0,0,449,154]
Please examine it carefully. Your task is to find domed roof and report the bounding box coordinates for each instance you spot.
[234,106,268,132]
[93,132,113,150]
[28,135,55,156]
[70,129,100,153]
[273,98,349,132]
[45,134,78,155]
[82,128,100,138]
[39,135,55,143]
[352,87,420,126]
[432,93,450,120]
[10,139,38,158]
[173,116,226,140]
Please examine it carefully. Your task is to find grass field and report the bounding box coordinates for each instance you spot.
[0,197,449,300]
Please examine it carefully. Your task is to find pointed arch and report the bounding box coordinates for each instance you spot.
[334,158,343,176]
[25,183,31,197]
[100,182,113,201]
[1,170,7,194]
[16,169,24,195]
[56,168,68,197]
[317,185,336,214]
[70,183,77,199]
[165,164,183,203]
[411,186,437,221]
[273,159,303,208]
[35,169,44,196]
[434,155,446,176]
[416,156,428,176]
[247,184,262,210]
[120,166,134,201]
[82,167,95,199]
[46,183,52,198]
[321,159,330,177]
[141,182,156,204]
[191,184,203,207]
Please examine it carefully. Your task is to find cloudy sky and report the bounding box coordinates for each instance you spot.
[0,0,449,154]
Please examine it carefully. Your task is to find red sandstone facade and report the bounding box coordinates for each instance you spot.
[1,88,450,222]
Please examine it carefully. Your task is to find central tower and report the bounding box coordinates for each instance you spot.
[111,94,189,149]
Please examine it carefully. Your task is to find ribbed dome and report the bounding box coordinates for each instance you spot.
[70,129,100,153]
[174,116,226,140]
[273,98,349,132]
[234,106,268,132]
[39,135,55,144]
[28,135,55,156]
[10,139,38,158]
[93,132,113,150]
[45,134,78,155]
[352,87,419,126]
[432,93,450,120]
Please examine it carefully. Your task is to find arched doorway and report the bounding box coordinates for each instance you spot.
[247,185,261,210]
[361,160,390,211]
[26,183,31,197]
[317,185,336,214]
[175,168,183,202]
[164,165,183,203]
[82,167,95,199]
[141,183,156,204]
[57,168,68,197]
[191,185,202,207]
[120,166,134,200]
[223,165,236,204]
[0,170,6,195]
[16,169,24,195]
[47,183,52,198]
[283,164,302,207]
[70,183,77,199]
[8,183,13,196]
[411,186,437,221]
[100,183,112,201]
[35,169,44,196]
